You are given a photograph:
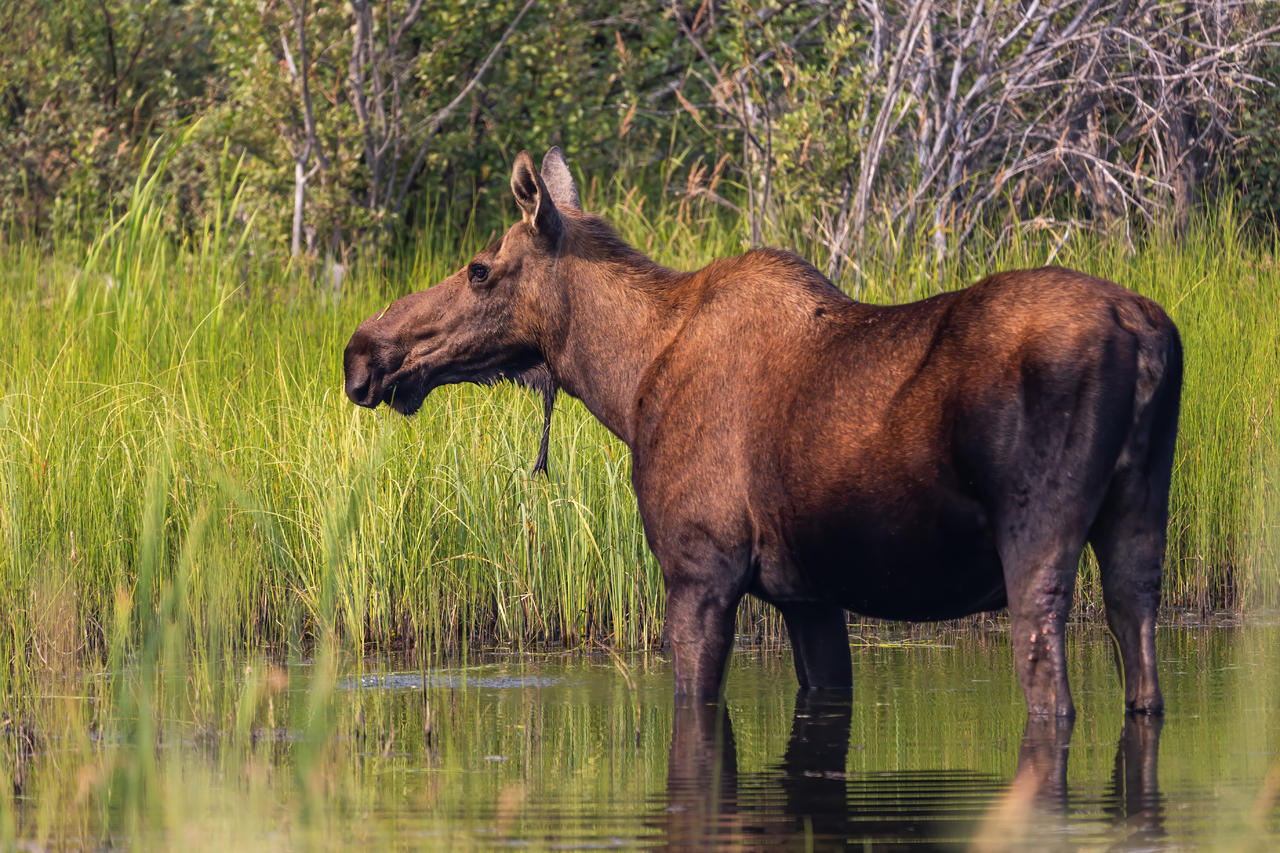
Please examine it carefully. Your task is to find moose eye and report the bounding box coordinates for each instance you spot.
[468,262,490,284]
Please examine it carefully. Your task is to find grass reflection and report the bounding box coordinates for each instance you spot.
[0,624,1276,848]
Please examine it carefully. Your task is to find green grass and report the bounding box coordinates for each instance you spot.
[0,155,1277,715]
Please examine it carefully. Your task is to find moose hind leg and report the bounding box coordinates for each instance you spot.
[1001,534,1082,718]
[1090,489,1166,715]
[1088,364,1177,716]
[780,603,852,690]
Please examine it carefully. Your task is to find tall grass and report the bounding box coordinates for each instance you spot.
[0,147,1277,708]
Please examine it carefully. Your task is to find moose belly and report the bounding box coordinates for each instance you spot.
[764,498,1007,622]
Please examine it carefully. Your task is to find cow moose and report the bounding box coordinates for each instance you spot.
[344,148,1182,718]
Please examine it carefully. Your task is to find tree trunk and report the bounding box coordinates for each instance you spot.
[292,157,307,257]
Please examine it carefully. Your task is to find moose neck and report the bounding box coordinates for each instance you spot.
[539,223,684,447]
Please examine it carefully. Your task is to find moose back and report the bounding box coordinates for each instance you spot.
[344,148,1182,717]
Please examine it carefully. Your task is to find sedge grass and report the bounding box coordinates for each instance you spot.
[0,161,1277,709]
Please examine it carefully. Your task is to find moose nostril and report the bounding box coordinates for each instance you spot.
[346,369,373,406]
[344,327,387,407]
[344,355,378,406]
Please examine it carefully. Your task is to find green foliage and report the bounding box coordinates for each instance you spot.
[1239,47,1280,229]
[0,0,221,239]
[5,0,1278,259]
[0,0,708,253]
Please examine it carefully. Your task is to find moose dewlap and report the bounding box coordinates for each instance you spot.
[344,148,1182,718]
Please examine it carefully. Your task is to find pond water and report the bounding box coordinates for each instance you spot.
[5,621,1278,850]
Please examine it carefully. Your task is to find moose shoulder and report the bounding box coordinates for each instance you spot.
[344,148,1183,718]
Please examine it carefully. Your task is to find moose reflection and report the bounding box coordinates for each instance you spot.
[661,696,1164,849]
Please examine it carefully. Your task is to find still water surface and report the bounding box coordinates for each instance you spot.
[10,621,1280,849]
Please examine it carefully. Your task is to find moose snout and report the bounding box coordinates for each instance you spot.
[343,335,380,407]
[345,365,376,407]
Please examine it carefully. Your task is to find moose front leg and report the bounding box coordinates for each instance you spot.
[780,603,852,690]
[636,462,750,700]
[665,581,743,700]
[641,495,751,700]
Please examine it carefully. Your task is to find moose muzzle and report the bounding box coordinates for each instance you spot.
[343,329,381,408]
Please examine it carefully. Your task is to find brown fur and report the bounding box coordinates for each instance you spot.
[344,149,1182,716]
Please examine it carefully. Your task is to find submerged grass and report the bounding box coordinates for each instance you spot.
[0,152,1277,713]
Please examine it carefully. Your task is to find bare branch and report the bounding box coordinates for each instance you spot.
[680,0,1277,269]
[393,0,537,215]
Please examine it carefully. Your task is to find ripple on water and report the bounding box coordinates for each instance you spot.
[337,671,565,691]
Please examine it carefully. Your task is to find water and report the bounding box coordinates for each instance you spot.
[4,622,1278,850]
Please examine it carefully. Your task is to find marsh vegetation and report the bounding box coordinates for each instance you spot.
[3,3,1279,845]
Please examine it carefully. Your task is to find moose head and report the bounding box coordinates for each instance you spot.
[343,148,581,472]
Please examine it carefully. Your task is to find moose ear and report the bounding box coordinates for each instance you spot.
[511,151,563,243]
[540,147,581,211]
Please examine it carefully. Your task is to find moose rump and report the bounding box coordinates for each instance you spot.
[343,147,1183,719]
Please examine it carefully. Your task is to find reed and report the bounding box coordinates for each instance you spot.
[0,152,1277,706]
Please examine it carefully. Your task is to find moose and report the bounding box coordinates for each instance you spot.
[344,148,1182,718]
